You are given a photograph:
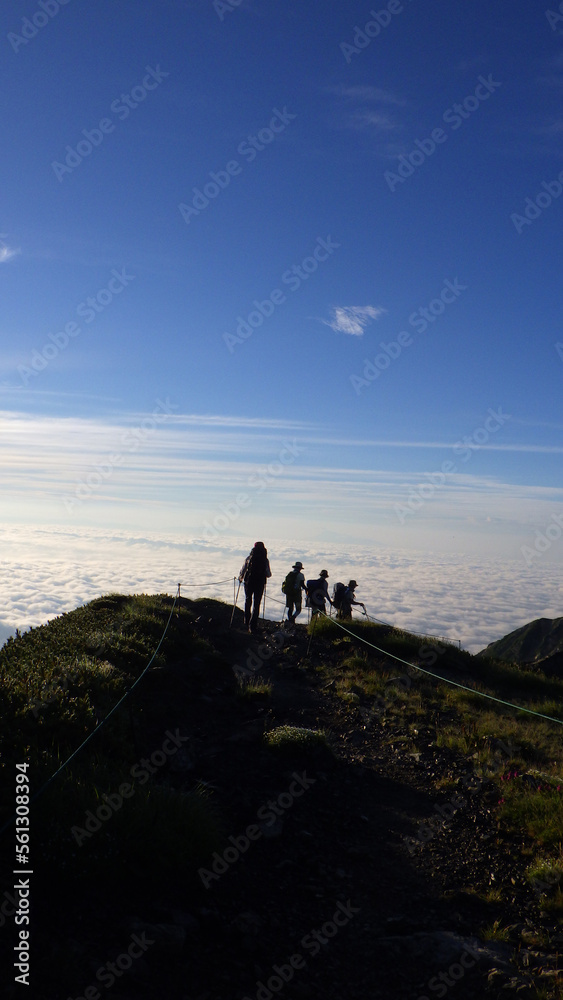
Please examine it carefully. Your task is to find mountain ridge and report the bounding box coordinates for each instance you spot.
[479,615,563,673]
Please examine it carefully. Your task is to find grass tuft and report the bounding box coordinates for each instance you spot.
[264,725,330,753]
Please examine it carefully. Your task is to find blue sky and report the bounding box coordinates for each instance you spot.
[0,0,562,643]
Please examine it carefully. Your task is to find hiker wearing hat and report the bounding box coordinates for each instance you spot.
[306,570,333,618]
[239,541,271,633]
[282,561,306,624]
[338,580,366,620]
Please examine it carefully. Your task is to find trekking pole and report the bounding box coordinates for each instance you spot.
[230,579,241,628]
[262,582,267,620]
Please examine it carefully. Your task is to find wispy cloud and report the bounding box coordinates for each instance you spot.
[328,84,406,107]
[347,109,398,131]
[320,305,385,336]
[0,235,20,263]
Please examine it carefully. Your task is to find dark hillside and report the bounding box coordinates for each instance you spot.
[479,616,563,669]
[1,596,562,999]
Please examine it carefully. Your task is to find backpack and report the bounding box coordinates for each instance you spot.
[242,547,267,582]
[332,582,346,609]
[306,579,324,607]
[281,571,297,595]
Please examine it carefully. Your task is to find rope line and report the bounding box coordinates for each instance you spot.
[0,586,181,836]
[318,611,563,729]
[363,611,461,648]
[178,577,235,588]
[264,591,460,645]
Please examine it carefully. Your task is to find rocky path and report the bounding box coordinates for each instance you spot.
[125,610,548,1000]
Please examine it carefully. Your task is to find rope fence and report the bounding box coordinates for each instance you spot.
[317,610,563,729]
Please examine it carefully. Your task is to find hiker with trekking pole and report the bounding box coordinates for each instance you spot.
[305,570,333,619]
[238,541,271,634]
[333,580,366,620]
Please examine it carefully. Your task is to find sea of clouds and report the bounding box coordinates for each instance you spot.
[0,524,561,655]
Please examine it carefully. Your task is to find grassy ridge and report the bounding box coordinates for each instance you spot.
[2,598,562,907]
[0,594,223,889]
[309,615,563,910]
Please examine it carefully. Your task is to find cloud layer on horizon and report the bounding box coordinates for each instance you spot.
[0,524,561,657]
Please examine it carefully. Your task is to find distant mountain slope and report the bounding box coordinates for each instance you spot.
[479,615,563,666]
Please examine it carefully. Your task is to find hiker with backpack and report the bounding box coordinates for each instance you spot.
[239,541,271,633]
[333,580,366,620]
[282,561,307,624]
[306,570,333,618]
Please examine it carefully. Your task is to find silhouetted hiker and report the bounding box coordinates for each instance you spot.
[282,561,306,623]
[337,580,366,620]
[306,570,333,617]
[239,541,271,633]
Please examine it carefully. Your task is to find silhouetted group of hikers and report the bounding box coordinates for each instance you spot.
[238,541,366,634]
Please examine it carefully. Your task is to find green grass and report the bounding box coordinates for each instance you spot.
[0,592,222,894]
[264,725,331,753]
[311,614,563,892]
[236,677,273,699]
[480,919,511,942]
[499,784,563,849]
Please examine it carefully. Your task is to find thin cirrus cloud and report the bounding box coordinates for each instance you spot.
[320,305,386,336]
[0,236,19,263]
[327,84,406,107]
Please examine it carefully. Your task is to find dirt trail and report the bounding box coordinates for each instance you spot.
[137,609,530,999]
